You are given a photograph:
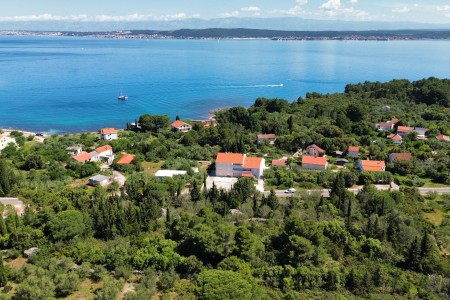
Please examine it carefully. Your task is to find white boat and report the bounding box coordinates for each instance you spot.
[117,92,128,100]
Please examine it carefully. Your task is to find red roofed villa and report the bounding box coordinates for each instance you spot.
[388,133,403,145]
[348,146,360,157]
[215,152,265,179]
[359,160,386,172]
[302,156,328,170]
[272,159,287,167]
[171,120,192,132]
[396,126,412,137]
[117,154,136,165]
[72,151,92,163]
[100,128,118,141]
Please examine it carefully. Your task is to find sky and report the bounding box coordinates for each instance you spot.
[0,0,449,24]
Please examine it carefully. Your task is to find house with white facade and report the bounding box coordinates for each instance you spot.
[100,128,118,140]
[359,160,386,172]
[306,144,325,157]
[171,120,192,132]
[257,134,277,145]
[72,145,114,164]
[375,118,399,131]
[301,156,328,170]
[0,134,16,151]
[388,134,403,145]
[66,145,82,156]
[215,152,265,179]
[89,175,111,187]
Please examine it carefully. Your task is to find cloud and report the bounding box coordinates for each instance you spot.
[349,0,358,3]
[296,0,308,4]
[220,11,239,18]
[241,7,261,12]
[320,0,342,11]
[240,7,261,16]
[437,5,450,11]
[272,5,306,16]
[392,6,410,13]
[0,13,196,22]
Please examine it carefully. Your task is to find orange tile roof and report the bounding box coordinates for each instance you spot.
[377,122,392,128]
[72,151,92,163]
[437,134,450,142]
[272,159,287,166]
[171,120,190,129]
[117,154,136,165]
[216,152,244,164]
[397,126,412,133]
[243,157,263,169]
[390,153,412,161]
[348,146,359,152]
[100,128,117,134]
[96,145,112,153]
[302,156,327,166]
[360,160,385,172]
[388,134,403,141]
[241,172,254,178]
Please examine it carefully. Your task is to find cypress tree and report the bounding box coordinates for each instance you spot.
[407,236,422,271]
[0,257,7,287]
[0,217,7,235]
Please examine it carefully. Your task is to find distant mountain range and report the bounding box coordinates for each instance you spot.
[1,17,449,31]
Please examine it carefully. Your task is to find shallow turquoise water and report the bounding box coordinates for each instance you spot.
[0,36,449,133]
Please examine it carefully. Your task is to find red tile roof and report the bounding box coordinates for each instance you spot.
[100,128,117,134]
[437,134,450,142]
[397,126,412,133]
[244,157,263,169]
[390,153,413,161]
[171,120,190,129]
[306,144,325,154]
[72,151,91,163]
[302,156,327,166]
[272,159,287,166]
[348,146,359,152]
[360,160,385,172]
[216,152,244,164]
[117,154,136,165]
[388,134,403,141]
[96,145,112,153]
[377,122,392,128]
[258,134,276,139]
[241,172,254,178]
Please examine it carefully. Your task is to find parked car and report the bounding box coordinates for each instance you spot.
[284,188,296,194]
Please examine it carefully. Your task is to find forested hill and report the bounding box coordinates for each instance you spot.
[0,77,449,299]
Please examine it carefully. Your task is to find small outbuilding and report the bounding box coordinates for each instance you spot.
[89,175,111,187]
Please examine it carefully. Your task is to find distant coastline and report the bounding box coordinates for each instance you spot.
[2,28,450,41]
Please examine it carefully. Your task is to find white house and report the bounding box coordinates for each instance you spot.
[95,145,114,164]
[306,144,325,157]
[171,120,192,132]
[66,145,82,156]
[89,175,110,187]
[0,134,16,151]
[388,134,403,145]
[375,118,399,131]
[257,134,277,145]
[100,128,118,140]
[301,156,328,170]
[359,160,386,172]
[215,152,265,179]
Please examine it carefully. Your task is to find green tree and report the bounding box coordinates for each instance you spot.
[48,210,86,241]
[139,114,171,133]
[13,275,55,300]
[196,269,253,300]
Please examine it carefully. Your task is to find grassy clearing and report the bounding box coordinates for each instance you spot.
[142,161,165,176]
[423,210,444,227]
[65,279,103,300]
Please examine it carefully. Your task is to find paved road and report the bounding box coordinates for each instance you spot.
[267,185,450,198]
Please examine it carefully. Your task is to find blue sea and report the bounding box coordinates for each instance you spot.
[0,36,449,133]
